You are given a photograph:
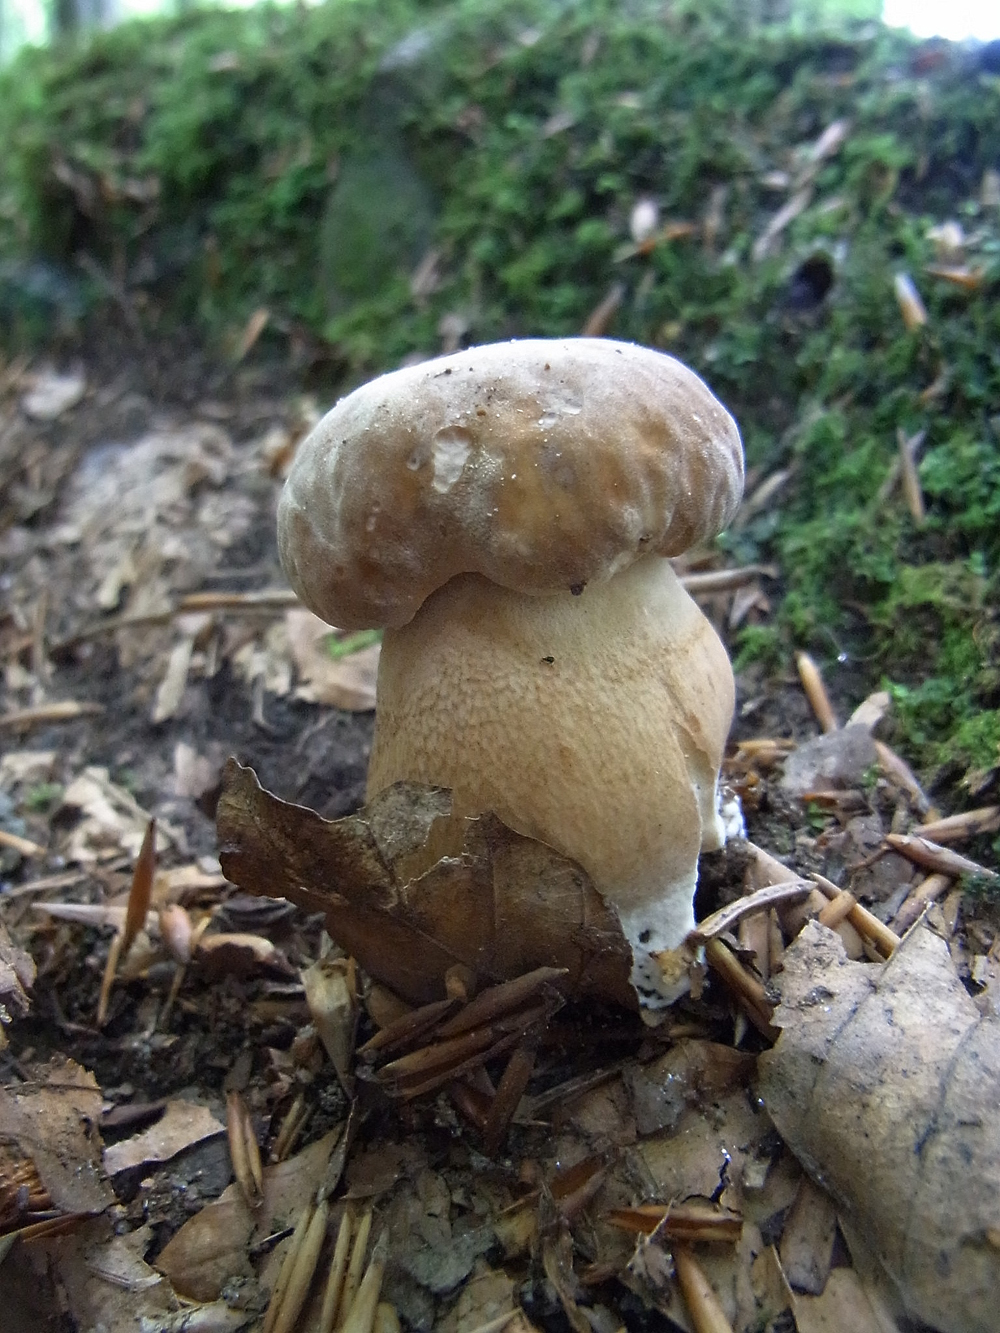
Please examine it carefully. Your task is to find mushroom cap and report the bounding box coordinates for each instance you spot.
[278,338,744,629]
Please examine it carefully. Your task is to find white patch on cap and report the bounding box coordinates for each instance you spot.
[431,425,473,493]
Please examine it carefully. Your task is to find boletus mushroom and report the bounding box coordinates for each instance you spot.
[278,338,744,1013]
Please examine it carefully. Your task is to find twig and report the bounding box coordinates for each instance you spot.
[316,1209,354,1333]
[893,272,928,330]
[689,880,813,944]
[340,1232,388,1333]
[897,427,927,523]
[580,282,625,337]
[48,589,300,654]
[816,888,857,930]
[673,1245,735,1333]
[0,701,103,729]
[122,819,156,957]
[704,938,777,1040]
[916,806,1000,844]
[483,1038,537,1157]
[226,1089,263,1209]
[678,564,779,595]
[271,1093,310,1163]
[0,828,46,857]
[811,873,899,957]
[796,653,837,732]
[884,833,999,882]
[891,872,952,934]
[268,1196,329,1333]
[874,741,931,814]
[609,1202,742,1241]
[340,1210,373,1328]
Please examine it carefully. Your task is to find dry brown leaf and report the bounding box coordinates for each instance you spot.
[778,1177,837,1295]
[791,1266,900,1333]
[436,1267,517,1333]
[758,920,1000,1333]
[0,1057,113,1228]
[38,1220,178,1332]
[154,1128,342,1302]
[151,634,196,723]
[58,765,178,861]
[103,1099,225,1177]
[285,607,379,710]
[216,761,633,1009]
[0,918,35,1025]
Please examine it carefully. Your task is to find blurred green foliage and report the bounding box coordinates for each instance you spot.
[0,0,998,794]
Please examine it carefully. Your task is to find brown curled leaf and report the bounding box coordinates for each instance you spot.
[758,920,1000,1333]
[216,759,634,1008]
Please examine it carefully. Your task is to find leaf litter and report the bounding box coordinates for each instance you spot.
[1,237,999,1333]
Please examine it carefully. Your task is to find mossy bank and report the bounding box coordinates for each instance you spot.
[1,0,998,810]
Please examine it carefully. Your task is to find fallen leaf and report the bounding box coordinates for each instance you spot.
[216,761,634,1009]
[758,920,1000,1333]
[44,1220,177,1331]
[779,725,878,797]
[0,918,35,1024]
[436,1267,516,1333]
[59,766,172,861]
[0,1057,113,1227]
[155,1127,342,1302]
[791,1265,900,1333]
[21,367,86,420]
[285,607,379,710]
[103,1099,225,1176]
[778,1176,838,1295]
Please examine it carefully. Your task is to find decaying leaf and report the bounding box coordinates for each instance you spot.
[285,607,380,710]
[0,1057,113,1233]
[0,918,34,1027]
[217,761,633,1009]
[154,1127,343,1302]
[102,1099,226,1177]
[758,920,1000,1333]
[36,1221,177,1332]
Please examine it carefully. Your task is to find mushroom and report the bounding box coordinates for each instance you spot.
[278,338,744,1012]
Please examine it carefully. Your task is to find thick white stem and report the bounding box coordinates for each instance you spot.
[368,555,735,1008]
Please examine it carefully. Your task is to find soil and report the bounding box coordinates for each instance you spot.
[0,332,993,1333]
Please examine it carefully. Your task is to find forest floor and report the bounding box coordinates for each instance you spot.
[0,335,997,1332]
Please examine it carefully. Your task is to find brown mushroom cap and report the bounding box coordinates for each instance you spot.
[278,338,744,629]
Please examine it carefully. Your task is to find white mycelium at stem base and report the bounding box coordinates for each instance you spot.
[277,337,745,1012]
[368,555,735,1006]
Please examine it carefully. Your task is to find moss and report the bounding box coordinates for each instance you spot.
[0,0,997,793]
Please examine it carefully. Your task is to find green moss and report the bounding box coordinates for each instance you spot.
[0,0,997,795]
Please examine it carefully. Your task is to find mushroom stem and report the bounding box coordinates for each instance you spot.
[367,554,734,1009]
